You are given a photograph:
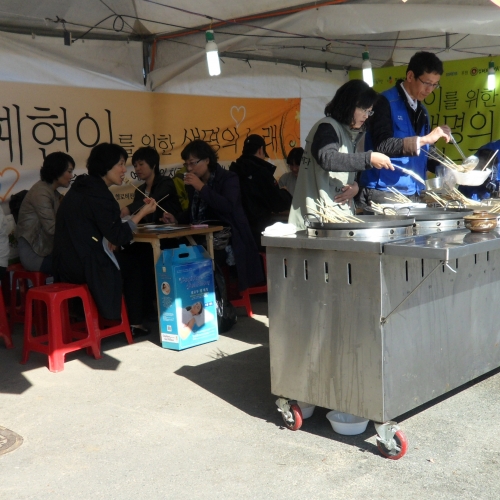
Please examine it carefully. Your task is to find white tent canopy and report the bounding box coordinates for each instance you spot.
[1,1,500,141]
[1,1,500,88]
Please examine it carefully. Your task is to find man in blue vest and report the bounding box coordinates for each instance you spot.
[358,51,451,206]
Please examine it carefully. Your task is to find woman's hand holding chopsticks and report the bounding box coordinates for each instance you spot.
[130,197,157,226]
[123,178,170,215]
[161,211,177,224]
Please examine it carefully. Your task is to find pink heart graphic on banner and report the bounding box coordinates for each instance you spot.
[230,106,246,129]
[0,167,20,202]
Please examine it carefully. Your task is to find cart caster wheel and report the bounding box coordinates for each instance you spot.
[282,404,303,431]
[377,430,408,460]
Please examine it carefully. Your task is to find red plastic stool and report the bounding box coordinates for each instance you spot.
[73,290,133,352]
[230,289,253,317]
[247,252,268,295]
[8,263,50,330]
[21,283,102,372]
[0,287,13,349]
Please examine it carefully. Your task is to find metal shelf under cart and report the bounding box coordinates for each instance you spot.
[263,227,500,459]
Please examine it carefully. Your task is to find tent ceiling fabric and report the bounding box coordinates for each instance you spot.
[0,0,325,38]
[1,0,500,90]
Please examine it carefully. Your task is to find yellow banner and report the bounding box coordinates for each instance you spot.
[350,55,500,162]
[0,82,300,204]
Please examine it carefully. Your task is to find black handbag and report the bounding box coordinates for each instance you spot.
[213,227,232,251]
[200,220,232,251]
[213,262,237,333]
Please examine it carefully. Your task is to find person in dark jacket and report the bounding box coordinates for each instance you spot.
[358,51,452,207]
[53,143,157,336]
[120,146,182,222]
[119,147,183,321]
[161,139,264,292]
[229,134,292,249]
[278,147,304,196]
[458,140,500,200]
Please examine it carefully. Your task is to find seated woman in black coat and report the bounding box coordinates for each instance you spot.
[161,140,264,293]
[53,143,157,336]
[118,146,183,322]
[120,146,182,222]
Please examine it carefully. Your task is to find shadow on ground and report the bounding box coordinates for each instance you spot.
[0,326,131,394]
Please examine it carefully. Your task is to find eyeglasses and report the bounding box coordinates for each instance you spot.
[183,159,203,168]
[417,77,440,90]
[358,108,374,117]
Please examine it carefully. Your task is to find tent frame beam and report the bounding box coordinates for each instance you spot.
[220,51,350,72]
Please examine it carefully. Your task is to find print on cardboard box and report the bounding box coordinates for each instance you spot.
[156,244,218,351]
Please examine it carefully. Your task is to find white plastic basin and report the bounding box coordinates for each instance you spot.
[297,401,315,419]
[453,169,491,186]
[326,411,369,435]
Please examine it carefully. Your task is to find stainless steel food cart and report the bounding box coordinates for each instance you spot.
[263,222,500,459]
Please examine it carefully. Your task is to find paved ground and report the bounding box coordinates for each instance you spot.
[1,295,500,499]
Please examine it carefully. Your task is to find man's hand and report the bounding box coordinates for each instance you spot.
[421,125,451,146]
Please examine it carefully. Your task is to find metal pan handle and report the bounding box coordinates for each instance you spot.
[303,213,322,227]
[394,207,411,216]
[444,200,464,210]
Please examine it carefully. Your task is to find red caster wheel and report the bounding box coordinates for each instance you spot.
[280,403,303,431]
[377,429,408,460]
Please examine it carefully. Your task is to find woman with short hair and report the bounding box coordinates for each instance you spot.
[16,151,75,274]
[120,146,182,222]
[53,143,156,335]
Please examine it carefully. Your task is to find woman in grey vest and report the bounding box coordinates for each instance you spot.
[289,80,394,230]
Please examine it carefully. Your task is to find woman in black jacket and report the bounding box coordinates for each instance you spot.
[119,146,183,322]
[53,143,156,336]
[120,146,182,222]
[162,140,264,292]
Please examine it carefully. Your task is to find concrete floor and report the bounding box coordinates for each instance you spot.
[1,295,500,499]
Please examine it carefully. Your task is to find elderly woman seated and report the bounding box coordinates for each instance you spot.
[53,143,157,337]
[162,139,264,293]
[16,152,75,274]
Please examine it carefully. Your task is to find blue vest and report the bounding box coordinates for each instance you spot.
[360,85,430,195]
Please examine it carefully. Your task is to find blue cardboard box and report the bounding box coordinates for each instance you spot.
[156,244,218,350]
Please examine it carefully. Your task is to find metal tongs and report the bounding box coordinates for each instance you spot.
[391,164,426,185]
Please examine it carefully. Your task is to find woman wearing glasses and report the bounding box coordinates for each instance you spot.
[289,79,394,230]
[358,51,451,207]
[161,139,264,293]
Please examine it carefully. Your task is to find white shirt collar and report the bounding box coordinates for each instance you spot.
[400,81,418,111]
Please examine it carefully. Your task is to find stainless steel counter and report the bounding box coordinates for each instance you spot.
[266,226,500,433]
[384,228,500,260]
[263,228,500,259]
[261,231,401,254]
